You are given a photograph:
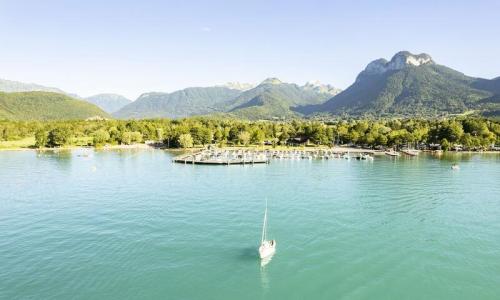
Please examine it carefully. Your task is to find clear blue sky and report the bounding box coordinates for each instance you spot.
[1,0,499,99]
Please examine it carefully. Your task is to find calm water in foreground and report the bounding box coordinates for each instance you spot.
[0,149,499,299]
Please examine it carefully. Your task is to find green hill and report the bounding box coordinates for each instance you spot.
[299,51,499,117]
[114,87,241,119]
[222,78,338,119]
[0,91,110,120]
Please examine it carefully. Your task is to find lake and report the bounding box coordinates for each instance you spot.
[1,149,499,299]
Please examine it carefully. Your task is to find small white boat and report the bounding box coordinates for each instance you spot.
[361,153,374,160]
[384,150,400,157]
[258,202,276,259]
[401,149,419,156]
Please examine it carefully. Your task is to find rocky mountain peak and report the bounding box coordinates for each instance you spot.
[260,78,283,85]
[390,51,434,68]
[303,80,342,96]
[218,82,255,91]
[362,51,434,76]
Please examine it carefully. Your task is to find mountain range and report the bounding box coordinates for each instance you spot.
[1,50,499,120]
[113,78,340,119]
[298,51,500,117]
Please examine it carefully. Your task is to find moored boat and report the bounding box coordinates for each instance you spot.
[384,149,400,157]
[401,149,419,156]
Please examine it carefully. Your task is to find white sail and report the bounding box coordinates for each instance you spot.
[261,203,267,243]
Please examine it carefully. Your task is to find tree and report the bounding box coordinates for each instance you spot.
[238,131,251,146]
[47,127,72,147]
[34,129,48,148]
[131,131,143,143]
[108,126,121,144]
[121,132,133,145]
[441,138,451,151]
[443,121,464,143]
[156,128,164,141]
[178,133,194,148]
[251,128,265,145]
[214,127,224,143]
[92,129,110,146]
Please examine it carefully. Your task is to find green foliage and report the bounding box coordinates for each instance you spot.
[34,129,48,148]
[178,133,194,148]
[0,91,110,120]
[120,131,142,145]
[92,129,110,146]
[0,116,498,150]
[47,126,72,147]
[238,131,251,146]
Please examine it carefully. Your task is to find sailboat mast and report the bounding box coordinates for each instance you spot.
[261,206,267,243]
[261,199,269,243]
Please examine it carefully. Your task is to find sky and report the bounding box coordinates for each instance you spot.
[1,0,500,100]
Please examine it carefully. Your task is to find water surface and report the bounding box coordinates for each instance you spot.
[1,150,499,299]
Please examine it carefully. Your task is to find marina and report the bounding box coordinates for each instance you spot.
[172,147,377,164]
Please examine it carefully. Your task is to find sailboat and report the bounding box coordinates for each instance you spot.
[258,202,276,259]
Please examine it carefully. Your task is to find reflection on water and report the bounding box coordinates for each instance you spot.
[36,149,73,169]
[260,252,275,268]
[260,258,271,290]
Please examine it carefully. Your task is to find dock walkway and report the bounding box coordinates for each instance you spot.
[172,147,376,165]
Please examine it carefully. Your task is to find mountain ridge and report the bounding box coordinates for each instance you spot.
[298,51,499,117]
[0,91,110,120]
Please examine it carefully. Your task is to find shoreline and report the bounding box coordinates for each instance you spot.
[0,143,154,152]
[1,143,499,154]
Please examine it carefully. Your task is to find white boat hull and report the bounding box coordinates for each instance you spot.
[259,240,276,259]
[384,151,400,157]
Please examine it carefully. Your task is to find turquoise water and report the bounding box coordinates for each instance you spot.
[1,149,499,299]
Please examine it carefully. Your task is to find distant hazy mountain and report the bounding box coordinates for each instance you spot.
[0,91,110,120]
[217,82,255,91]
[473,76,500,95]
[299,51,500,117]
[302,80,342,96]
[85,93,132,114]
[0,78,65,94]
[114,87,242,119]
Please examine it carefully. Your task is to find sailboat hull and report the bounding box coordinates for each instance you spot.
[259,240,276,259]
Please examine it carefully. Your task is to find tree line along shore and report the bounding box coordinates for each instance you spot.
[0,117,499,151]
